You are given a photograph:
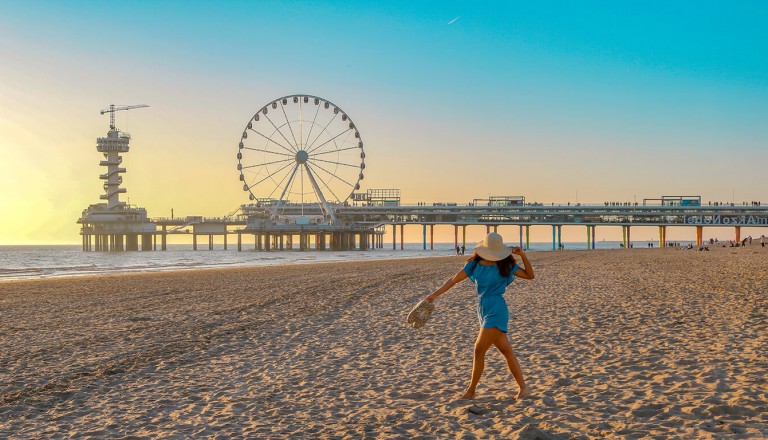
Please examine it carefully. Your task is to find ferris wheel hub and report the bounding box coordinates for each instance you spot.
[295,150,309,164]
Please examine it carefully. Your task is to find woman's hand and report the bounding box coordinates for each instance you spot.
[511,246,525,256]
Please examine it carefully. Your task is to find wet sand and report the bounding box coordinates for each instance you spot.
[1,245,767,438]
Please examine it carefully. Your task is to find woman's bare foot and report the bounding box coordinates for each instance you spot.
[515,386,531,399]
[458,389,476,400]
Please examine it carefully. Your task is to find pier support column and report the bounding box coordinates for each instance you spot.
[141,234,152,251]
[735,226,741,243]
[126,234,138,251]
[423,225,427,250]
[116,235,124,252]
[430,225,434,250]
[454,226,458,252]
[622,226,627,248]
[265,233,271,251]
[525,225,530,250]
[552,226,556,251]
[400,224,404,250]
[519,225,523,249]
[493,225,498,233]
[557,225,562,250]
[393,224,397,251]
[224,234,228,251]
[586,226,591,250]
[627,226,632,248]
[209,235,213,251]
[486,225,490,234]
[238,233,242,252]
[659,226,666,248]
[696,226,703,246]
[193,234,197,251]
[591,225,596,250]
[462,225,466,251]
[162,226,167,251]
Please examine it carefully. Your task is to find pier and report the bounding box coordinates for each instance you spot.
[80,199,768,252]
[78,99,767,252]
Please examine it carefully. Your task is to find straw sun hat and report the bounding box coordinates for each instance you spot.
[473,232,512,261]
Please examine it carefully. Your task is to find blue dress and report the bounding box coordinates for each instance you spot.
[463,260,520,333]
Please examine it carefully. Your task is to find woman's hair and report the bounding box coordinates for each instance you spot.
[467,252,517,277]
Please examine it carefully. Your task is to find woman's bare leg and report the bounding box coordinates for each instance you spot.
[493,332,531,398]
[459,327,501,400]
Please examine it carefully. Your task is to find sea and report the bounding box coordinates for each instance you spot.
[0,241,686,282]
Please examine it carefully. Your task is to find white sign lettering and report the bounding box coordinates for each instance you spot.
[684,215,768,225]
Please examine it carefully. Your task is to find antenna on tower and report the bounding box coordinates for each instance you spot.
[100,104,149,130]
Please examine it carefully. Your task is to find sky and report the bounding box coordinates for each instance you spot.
[1,1,767,245]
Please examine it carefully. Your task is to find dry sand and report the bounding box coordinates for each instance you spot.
[1,245,767,439]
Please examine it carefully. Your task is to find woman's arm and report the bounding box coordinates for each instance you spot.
[426,268,468,302]
[512,247,535,279]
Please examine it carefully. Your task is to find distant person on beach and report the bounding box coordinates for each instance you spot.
[425,232,535,400]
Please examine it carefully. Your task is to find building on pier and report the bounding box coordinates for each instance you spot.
[78,106,155,251]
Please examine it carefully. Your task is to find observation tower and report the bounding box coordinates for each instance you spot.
[78,105,156,251]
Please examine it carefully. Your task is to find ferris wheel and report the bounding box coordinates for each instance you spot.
[237,95,366,222]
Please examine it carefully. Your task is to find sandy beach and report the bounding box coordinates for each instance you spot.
[1,245,767,439]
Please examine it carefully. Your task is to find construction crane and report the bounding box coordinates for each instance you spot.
[100,104,149,130]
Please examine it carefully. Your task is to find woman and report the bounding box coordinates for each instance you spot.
[426,232,534,400]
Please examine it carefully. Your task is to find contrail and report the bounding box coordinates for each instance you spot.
[447,16,461,25]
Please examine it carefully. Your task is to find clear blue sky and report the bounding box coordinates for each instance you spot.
[1,1,767,243]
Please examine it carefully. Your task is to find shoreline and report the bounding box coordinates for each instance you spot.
[1,240,751,283]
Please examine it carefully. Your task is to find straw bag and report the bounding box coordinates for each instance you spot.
[407,299,435,329]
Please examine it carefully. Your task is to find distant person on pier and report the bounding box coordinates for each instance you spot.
[425,232,534,400]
